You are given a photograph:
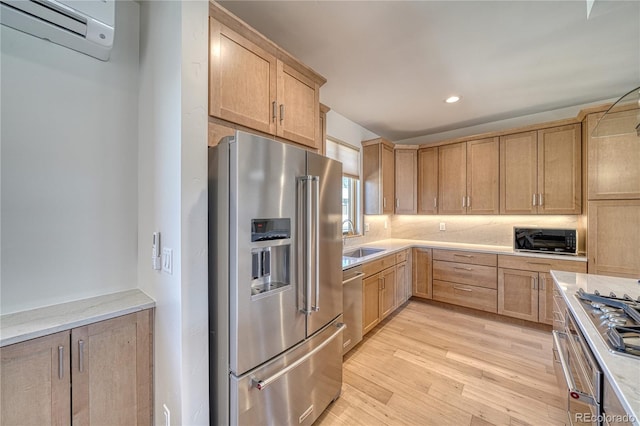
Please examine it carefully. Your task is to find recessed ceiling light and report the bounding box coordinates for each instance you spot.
[445,96,461,104]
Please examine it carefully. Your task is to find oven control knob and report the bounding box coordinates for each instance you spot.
[591,302,604,309]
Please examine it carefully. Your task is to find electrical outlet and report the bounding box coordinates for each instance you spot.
[439,222,446,231]
[384,220,388,229]
[365,223,370,232]
[162,248,173,274]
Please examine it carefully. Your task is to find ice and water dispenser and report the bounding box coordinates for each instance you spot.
[250,218,291,297]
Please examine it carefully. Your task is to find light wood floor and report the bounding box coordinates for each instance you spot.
[315,299,567,426]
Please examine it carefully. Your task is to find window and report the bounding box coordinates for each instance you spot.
[326,137,361,235]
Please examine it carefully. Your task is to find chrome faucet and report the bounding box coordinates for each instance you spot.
[342,219,356,246]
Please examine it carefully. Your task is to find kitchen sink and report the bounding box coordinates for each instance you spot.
[342,247,384,259]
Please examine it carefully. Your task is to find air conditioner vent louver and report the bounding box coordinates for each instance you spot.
[0,0,114,61]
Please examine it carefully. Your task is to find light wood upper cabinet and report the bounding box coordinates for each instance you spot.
[412,248,433,299]
[1,331,71,426]
[466,137,499,214]
[500,124,581,214]
[537,124,582,214]
[209,18,277,135]
[276,61,320,148]
[209,12,324,149]
[588,199,640,278]
[500,131,538,214]
[438,142,467,214]
[418,147,438,214]
[363,138,395,215]
[438,138,498,215]
[395,147,418,214]
[586,112,640,200]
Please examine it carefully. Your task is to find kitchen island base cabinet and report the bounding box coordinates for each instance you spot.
[0,310,153,426]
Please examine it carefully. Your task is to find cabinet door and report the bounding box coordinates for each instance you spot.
[498,268,539,321]
[209,18,277,135]
[586,112,640,200]
[438,142,467,214]
[72,310,152,426]
[467,137,499,214]
[418,147,438,214]
[363,274,381,334]
[588,200,640,278]
[395,261,408,306]
[395,149,417,214]
[412,248,433,299]
[537,124,582,214]
[380,267,397,320]
[382,143,395,214]
[276,60,320,148]
[500,132,538,214]
[1,331,71,426]
[538,272,554,325]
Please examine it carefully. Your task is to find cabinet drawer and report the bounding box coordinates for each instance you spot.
[433,280,497,313]
[396,250,408,264]
[433,260,497,289]
[363,255,396,277]
[433,249,497,267]
[497,255,586,273]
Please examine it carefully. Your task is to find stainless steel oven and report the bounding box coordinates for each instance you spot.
[553,306,603,425]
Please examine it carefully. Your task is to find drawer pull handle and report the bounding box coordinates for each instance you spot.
[454,266,473,271]
[453,254,473,258]
[58,346,64,380]
[453,286,473,292]
[527,262,551,266]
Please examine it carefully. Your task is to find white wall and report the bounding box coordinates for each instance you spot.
[138,1,209,424]
[0,1,140,314]
[326,110,378,149]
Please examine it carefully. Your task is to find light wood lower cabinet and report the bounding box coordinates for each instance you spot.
[1,331,71,426]
[432,249,498,313]
[412,248,433,299]
[497,268,539,322]
[362,267,396,334]
[497,255,586,324]
[395,249,411,306]
[0,310,153,426]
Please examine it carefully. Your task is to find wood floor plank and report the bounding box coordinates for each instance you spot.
[315,300,567,426]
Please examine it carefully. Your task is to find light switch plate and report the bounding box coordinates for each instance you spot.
[162,248,173,274]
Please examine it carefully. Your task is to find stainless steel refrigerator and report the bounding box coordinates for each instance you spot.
[209,131,344,425]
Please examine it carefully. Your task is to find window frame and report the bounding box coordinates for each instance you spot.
[326,136,363,237]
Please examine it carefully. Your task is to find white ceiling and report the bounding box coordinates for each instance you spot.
[219,1,640,142]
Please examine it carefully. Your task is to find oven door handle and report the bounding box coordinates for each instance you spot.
[552,330,598,407]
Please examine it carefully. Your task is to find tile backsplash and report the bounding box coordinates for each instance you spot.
[391,215,583,251]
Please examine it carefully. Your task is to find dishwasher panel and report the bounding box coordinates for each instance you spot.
[342,265,364,354]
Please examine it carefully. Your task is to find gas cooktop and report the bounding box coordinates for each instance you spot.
[576,288,640,359]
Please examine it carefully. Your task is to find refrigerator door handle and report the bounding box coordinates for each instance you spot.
[312,176,320,312]
[299,175,318,315]
[250,323,346,391]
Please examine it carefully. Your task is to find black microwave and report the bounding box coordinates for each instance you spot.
[513,227,578,255]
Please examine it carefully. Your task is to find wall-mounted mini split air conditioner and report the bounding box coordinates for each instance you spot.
[0,0,115,61]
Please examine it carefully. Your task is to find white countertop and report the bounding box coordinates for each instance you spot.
[0,289,155,347]
[342,238,587,269]
[551,271,640,425]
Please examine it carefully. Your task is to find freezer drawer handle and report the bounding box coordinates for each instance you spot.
[251,323,346,391]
